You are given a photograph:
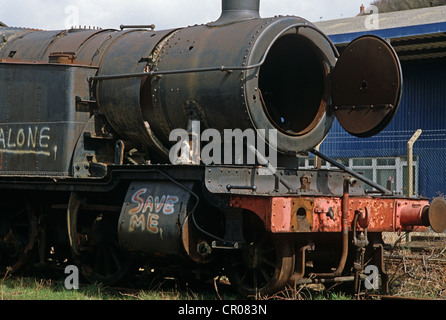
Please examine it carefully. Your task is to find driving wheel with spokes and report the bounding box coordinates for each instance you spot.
[67,192,134,285]
[226,212,295,297]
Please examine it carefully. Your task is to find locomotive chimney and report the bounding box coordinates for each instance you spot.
[213,0,261,25]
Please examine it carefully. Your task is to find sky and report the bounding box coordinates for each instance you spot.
[1,0,373,31]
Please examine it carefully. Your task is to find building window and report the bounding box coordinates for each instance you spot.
[301,156,418,195]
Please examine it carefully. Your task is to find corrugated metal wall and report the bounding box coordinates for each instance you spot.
[320,59,446,198]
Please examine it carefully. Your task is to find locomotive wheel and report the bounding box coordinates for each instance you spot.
[68,193,134,285]
[226,212,295,297]
[0,197,38,276]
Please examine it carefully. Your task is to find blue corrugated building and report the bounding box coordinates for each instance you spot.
[314,6,446,199]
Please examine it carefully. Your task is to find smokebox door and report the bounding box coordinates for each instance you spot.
[331,35,402,138]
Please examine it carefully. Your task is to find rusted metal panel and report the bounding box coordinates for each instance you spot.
[283,197,314,232]
[0,30,63,61]
[96,28,178,160]
[74,30,121,66]
[48,52,77,64]
[312,197,342,232]
[229,195,271,226]
[42,29,104,64]
[0,62,96,175]
[0,27,128,67]
[230,195,319,232]
[312,197,431,232]
[230,194,432,233]
[150,21,260,138]
[348,198,395,232]
[118,181,194,260]
[271,197,292,232]
[331,35,402,138]
[149,17,339,155]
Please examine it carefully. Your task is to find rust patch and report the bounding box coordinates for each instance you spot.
[230,195,271,228]
[230,195,432,233]
[49,52,77,64]
[313,197,342,232]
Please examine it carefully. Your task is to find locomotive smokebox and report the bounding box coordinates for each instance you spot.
[96,0,338,159]
[97,0,402,161]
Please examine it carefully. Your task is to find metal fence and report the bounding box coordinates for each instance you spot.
[310,128,446,201]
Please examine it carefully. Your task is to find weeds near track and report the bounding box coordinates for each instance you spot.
[1,233,445,300]
[384,233,446,299]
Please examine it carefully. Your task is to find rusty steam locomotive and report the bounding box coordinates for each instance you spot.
[0,0,445,296]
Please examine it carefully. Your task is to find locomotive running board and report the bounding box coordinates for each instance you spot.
[310,148,392,195]
[204,166,365,196]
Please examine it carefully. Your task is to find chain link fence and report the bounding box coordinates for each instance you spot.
[308,128,446,200]
[299,128,446,242]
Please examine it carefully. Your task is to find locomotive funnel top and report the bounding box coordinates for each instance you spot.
[213,0,261,25]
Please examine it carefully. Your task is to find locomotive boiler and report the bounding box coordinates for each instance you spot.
[0,0,445,296]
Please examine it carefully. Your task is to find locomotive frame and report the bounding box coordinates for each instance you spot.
[0,0,445,297]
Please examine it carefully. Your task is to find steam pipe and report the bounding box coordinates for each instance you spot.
[88,56,267,82]
[337,177,355,275]
[290,243,314,283]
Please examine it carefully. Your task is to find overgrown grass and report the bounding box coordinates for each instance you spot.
[3,236,444,301]
[0,277,106,300]
[385,236,446,299]
[260,285,353,300]
[0,275,353,301]
[0,274,241,300]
